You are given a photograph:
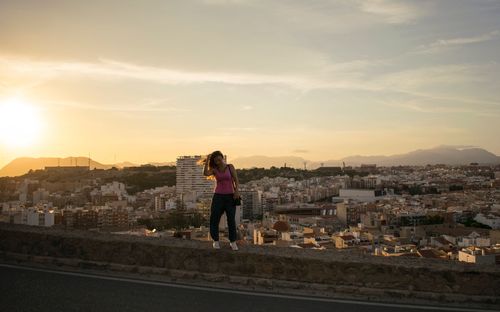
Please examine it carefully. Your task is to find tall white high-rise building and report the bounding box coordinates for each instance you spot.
[176,155,216,196]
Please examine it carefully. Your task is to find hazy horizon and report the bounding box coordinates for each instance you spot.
[1,144,499,173]
[1,0,499,169]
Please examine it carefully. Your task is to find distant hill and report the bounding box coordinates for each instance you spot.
[0,157,177,177]
[113,161,138,168]
[2,145,498,177]
[0,157,113,177]
[340,145,500,166]
[231,145,500,169]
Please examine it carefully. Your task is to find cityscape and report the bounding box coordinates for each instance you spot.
[1,155,500,266]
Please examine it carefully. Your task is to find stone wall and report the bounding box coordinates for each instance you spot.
[1,223,499,307]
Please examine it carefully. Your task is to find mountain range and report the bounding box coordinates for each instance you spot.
[1,145,498,177]
[231,145,500,169]
[0,157,175,177]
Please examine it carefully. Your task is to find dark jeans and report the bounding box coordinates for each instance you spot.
[209,193,237,242]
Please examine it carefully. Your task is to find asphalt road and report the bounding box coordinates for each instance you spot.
[0,263,488,312]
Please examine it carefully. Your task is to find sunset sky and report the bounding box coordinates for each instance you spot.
[1,0,499,168]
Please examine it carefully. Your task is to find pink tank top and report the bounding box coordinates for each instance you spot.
[214,164,234,194]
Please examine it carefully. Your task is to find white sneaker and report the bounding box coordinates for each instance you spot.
[212,241,221,249]
[230,241,239,251]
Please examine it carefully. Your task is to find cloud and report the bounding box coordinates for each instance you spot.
[415,30,500,54]
[381,98,500,117]
[0,56,316,90]
[368,63,500,107]
[41,99,192,113]
[356,0,426,24]
[373,65,480,89]
[1,55,497,111]
[199,0,427,31]
[0,55,393,93]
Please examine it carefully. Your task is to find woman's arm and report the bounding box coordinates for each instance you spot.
[228,164,240,195]
[202,155,213,176]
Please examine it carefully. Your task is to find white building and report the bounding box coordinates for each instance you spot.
[154,195,176,211]
[32,188,50,204]
[101,181,128,198]
[176,155,215,197]
[455,232,491,247]
[474,213,500,229]
[458,247,496,265]
[26,208,55,227]
[339,189,379,202]
[363,175,379,188]
[336,199,363,226]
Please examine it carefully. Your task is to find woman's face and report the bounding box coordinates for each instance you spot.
[214,155,224,166]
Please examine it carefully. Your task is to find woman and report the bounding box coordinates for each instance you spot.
[202,151,240,250]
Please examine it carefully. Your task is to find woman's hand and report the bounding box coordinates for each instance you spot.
[233,190,240,199]
[202,154,212,176]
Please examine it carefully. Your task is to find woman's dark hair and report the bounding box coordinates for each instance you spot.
[208,150,224,170]
[197,151,224,179]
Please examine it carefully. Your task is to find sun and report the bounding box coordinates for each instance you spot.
[0,97,42,148]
